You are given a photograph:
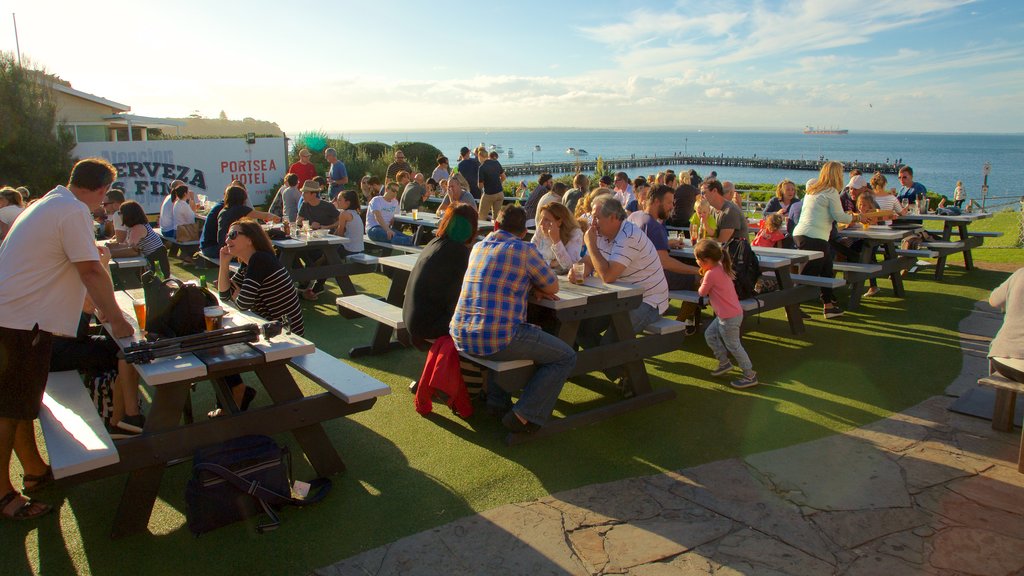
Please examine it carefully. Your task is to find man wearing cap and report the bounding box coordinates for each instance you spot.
[841,173,870,213]
[325,148,348,198]
[451,205,575,434]
[456,146,482,200]
[101,189,128,242]
[0,158,134,521]
[296,180,338,231]
[288,149,318,188]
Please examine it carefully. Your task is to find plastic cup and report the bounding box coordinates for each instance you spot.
[571,262,586,285]
[412,209,419,220]
[204,306,226,331]
[132,300,146,329]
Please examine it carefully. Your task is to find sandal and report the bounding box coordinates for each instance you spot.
[1,490,52,521]
[22,466,53,494]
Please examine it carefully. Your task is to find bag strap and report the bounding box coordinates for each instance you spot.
[195,463,333,508]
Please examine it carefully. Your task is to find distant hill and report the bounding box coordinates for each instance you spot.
[167,117,284,138]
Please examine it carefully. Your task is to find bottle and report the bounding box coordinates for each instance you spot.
[283,220,290,236]
[199,274,207,289]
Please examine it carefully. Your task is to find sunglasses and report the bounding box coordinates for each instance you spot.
[227,229,242,240]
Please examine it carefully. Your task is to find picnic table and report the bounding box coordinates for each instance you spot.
[392,211,494,245]
[337,251,683,444]
[894,212,997,280]
[42,290,389,538]
[273,232,367,296]
[836,226,917,310]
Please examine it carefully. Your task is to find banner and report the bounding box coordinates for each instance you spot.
[73,138,287,213]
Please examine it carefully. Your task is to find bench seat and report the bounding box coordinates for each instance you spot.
[790,274,846,289]
[668,290,762,312]
[643,318,687,335]
[977,371,1024,472]
[362,236,423,255]
[895,248,938,258]
[923,240,966,250]
[346,252,380,266]
[925,230,1003,239]
[458,352,534,372]
[39,371,119,479]
[336,294,405,329]
[832,261,883,274]
[288,349,391,403]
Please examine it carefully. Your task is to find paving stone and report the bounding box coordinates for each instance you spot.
[927,527,1024,574]
[660,459,838,564]
[745,434,910,510]
[896,440,990,493]
[810,507,931,549]
[596,515,733,572]
[946,352,993,397]
[443,502,587,575]
[844,552,934,576]
[541,477,662,530]
[874,529,927,564]
[900,397,955,433]
[847,413,931,453]
[946,464,1024,516]
[567,526,611,574]
[713,528,835,575]
[319,532,461,576]
[954,430,1022,467]
[915,483,1024,540]
[625,553,717,575]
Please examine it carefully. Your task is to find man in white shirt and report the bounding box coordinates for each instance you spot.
[613,171,635,209]
[0,158,133,521]
[571,196,668,391]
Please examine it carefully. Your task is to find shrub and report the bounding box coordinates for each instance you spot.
[392,141,443,176]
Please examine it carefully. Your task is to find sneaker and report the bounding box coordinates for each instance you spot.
[615,376,635,399]
[311,285,326,295]
[683,319,697,336]
[116,414,146,434]
[501,410,539,434]
[301,289,319,301]
[864,286,880,297]
[108,423,141,440]
[730,373,759,389]
[823,304,844,319]
[710,362,734,377]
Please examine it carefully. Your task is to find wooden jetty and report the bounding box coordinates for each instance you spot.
[501,154,899,177]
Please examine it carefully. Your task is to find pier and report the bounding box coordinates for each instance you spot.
[501,154,899,177]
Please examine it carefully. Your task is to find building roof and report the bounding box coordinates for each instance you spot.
[50,82,130,112]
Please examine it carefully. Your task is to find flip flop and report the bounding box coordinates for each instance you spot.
[22,466,53,494]
[1,490,52,521]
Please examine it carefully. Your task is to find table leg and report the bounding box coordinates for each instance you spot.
[882,241,905,297]
[933,222,954,280]
[958,223,974,271]
[110,383,191,539]
[609,311,650,393]
[774,267,805,335]
[256,363,346,476]
[321,246,357,296]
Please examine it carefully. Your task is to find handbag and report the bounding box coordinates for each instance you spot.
[141,271,218,337]
[176,222,200,243]
[107,242,141,258]
[185,435,332,535]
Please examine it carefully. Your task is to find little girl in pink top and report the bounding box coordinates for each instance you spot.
[695,239,758,389]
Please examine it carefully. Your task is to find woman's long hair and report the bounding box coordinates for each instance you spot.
[437,202,479,245]
[694,238,734,279]
[807,161,844,195]
[537,202,580,245]
[230,218,274,253]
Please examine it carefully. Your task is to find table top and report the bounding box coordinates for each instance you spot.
[273,233,349,249]
[378,253,420,272]
[837,227,914,241]
[750,246,823,262]
[670,247,794,269]
[393,212,494,230]
[110,291,314,385]
[530,275,643,310]
[896,212,993,223]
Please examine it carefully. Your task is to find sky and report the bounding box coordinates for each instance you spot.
[3,0,1023,134]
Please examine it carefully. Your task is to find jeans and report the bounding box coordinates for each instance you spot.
[705,314,753,375]
[577,302,661,380]
[368,225,414,246]
[794,235,836,304]
[484,324,576,425]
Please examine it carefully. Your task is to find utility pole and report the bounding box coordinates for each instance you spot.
[12,13,22,66]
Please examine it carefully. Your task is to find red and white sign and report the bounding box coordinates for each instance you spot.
[74,137,287,213]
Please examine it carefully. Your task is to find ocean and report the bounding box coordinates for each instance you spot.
[339,129,1023,207]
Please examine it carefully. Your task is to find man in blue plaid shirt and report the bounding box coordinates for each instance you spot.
[451,206,576,433]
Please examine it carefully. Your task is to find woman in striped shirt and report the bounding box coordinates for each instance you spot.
[211,219,304,416]
[119,200,170,278]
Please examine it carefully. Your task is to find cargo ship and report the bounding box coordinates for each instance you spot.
[803,126,849,135]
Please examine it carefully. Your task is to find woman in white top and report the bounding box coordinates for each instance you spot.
[953,180,966,208]
[0,187,25,241]
[172,185,196,226]
[869,172,907,224]
[532,202,583,274]
[366,182,414,246]
[791,161,859,319]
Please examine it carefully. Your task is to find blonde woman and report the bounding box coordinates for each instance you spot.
[869,172,906,223]
[532,203,583,273]
[574,187,614,224]
[791,161,858,319]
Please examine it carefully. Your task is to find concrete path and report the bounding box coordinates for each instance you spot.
[318,302,1023,576]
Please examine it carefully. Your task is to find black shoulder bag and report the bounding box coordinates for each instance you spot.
[185,435,332,535]
[141,271,218,338]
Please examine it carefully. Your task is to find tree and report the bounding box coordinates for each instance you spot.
[218,110,228,120]
[0,53,76,196]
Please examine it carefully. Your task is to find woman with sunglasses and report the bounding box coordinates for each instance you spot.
[212,219,304,416]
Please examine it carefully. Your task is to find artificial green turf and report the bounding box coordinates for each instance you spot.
[3,248,1017,575]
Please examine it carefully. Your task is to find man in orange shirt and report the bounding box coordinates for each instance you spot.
[288,149,318,188]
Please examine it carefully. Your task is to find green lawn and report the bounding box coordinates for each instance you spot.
[4,217,1019,576]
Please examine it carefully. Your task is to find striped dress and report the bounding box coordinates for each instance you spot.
[135,223,165,257]
[225,251,304,335]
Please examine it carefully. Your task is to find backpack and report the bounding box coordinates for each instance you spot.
[141,271,219,338]
[725,238,760,300]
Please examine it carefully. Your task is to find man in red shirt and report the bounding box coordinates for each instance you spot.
[288,149,318,188]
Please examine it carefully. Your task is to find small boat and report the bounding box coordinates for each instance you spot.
[577,149,589,156]
[803,126,848,135]
[566,147,576,154]
[534,145,541,152]
[506,147,514,159]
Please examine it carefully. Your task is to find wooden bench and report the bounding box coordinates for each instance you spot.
[39,371,119,479]
[895,248,939,258]
[977,371,1024,473]
[832,261,883,275]
[643,318,687,335]
[195,252,240,274]
[346,252,379,267]
[155,227,200,260]
[668,290,764,313]
[362,236,424,256]
[789,274,846,289]
[923,240,966,250]
[925,230,1003,239]
[287,349,391,403]
[337,294,410,357]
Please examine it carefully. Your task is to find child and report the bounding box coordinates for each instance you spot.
[854,192,882,296]
[695,239,758,389]
[753,213,786,247]
[689,196,717,241]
